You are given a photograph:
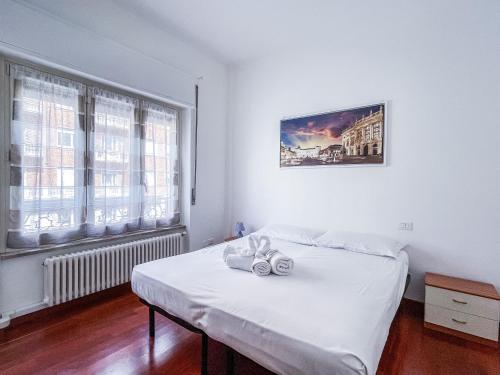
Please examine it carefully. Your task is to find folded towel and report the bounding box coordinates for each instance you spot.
[268,250,294,276]
[249,235,271,258]
[251,257,271,276]
[225,253,255,272]
[223,245,236,261]
[224,244,271,276]
[223,245,255,261]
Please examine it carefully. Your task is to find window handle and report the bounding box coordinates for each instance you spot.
[452,318,467,325]
[452,298,468,305]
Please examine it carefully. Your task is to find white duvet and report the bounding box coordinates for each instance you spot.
[132,237,409,375]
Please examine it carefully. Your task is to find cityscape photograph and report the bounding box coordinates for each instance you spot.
[280,103,385,167]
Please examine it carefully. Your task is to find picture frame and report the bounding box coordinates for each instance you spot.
[280,102,388,168]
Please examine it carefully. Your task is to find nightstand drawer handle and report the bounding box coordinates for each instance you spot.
[452,318,467,324]
[452,298,468,305]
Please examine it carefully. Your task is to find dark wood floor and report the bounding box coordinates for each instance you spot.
[0,286,498,375]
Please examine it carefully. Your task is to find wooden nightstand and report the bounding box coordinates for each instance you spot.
[424,272,500,347]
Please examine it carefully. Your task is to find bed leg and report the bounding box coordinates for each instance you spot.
[149,306,155,338]
[201,332,208,375]
[226,346,235,375]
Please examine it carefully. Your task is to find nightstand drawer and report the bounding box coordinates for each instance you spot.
[426,286,500,320]
[425,304,499,341]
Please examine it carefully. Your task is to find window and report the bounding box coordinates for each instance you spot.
[142,101,180,228]
[87,87,141,235]
[8,64,86,248]
[7,63,181,249]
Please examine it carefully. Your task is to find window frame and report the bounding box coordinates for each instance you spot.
[0,55,183,255]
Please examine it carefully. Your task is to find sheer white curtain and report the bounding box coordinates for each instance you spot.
[87,87,142,236]
[141,101,180,228]
[8,65,86,248]
[7,64,182,249]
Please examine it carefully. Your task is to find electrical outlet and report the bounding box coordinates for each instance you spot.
[399,222,414,231]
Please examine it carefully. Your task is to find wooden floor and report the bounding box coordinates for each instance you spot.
[0,287,499,375]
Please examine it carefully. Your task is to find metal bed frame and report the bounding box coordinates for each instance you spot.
[140,273,411,375]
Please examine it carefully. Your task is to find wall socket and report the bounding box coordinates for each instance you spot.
[399,222,414,231]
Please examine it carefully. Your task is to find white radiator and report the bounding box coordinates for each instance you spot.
[43,233,184,307]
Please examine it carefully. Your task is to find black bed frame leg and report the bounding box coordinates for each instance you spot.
[226,346,235,375]
[139,299,211,374]
[201,332,208,375]
[149,306,155,338]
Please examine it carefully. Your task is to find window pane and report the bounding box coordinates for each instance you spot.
[88,88,141,232]
[142,102,179,225]
[8,64,86,248]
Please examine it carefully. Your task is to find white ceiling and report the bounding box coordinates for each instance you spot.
[20,0,452,64]
[111,0,352,63]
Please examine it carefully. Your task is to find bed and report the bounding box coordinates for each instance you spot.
[132,236,409,375]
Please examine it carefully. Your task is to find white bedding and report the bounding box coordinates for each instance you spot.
[132,237,409,375]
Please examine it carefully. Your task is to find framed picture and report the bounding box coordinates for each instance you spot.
[280,102,386,167]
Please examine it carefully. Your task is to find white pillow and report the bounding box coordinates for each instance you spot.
[254,224,325,246]
[314,230,406,258]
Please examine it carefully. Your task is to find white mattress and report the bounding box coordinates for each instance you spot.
[132,237,409,375]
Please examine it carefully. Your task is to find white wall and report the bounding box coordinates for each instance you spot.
[227,1,500,301]
[0,0,228,317]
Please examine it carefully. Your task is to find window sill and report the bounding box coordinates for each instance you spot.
[1,225,187,260]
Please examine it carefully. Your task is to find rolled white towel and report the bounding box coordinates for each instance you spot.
[223,245,255,261]
[251,257,271,276]
[225,253,255,272]
[268,250,294,276]
[222,245,237,261]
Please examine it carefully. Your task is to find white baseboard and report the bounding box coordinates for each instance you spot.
[0,301,48,329]
[0,314,12,329]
